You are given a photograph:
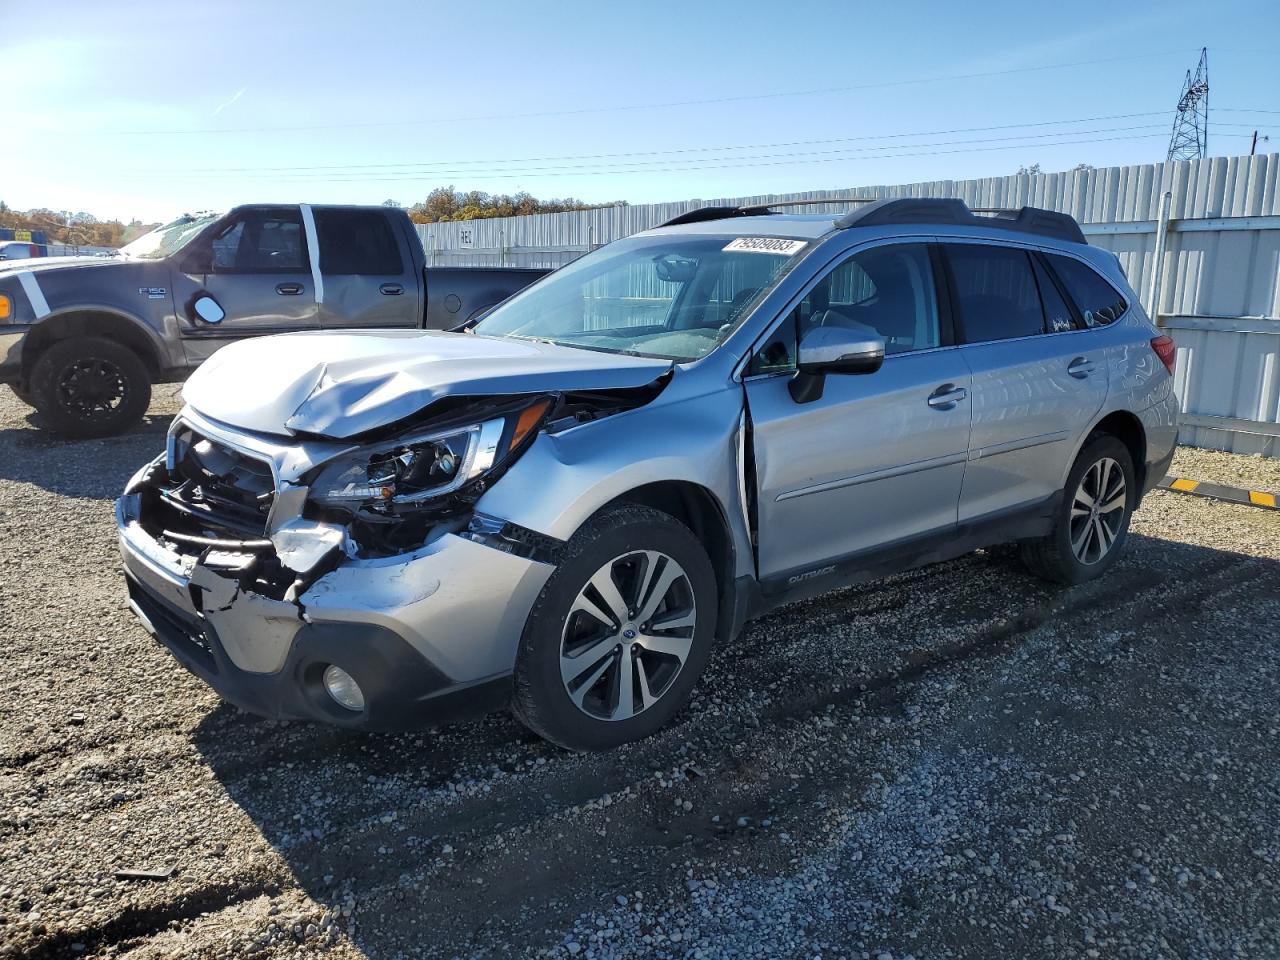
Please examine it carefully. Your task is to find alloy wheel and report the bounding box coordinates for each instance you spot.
[1070,456,1127,564]
[56,359,128,420]
[559,550,696,722]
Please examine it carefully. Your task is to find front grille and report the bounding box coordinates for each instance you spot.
[127,576,217,673]
[158,428,276,541]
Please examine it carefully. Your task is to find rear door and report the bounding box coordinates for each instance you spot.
[942,241,1109,522]
[180,206,318,364]
[746,241,972,583]
[313,207,419,329]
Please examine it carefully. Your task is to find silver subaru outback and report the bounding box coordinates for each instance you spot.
[116,198,1179,750]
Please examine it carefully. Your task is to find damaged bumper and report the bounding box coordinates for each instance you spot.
[115,491,554,730]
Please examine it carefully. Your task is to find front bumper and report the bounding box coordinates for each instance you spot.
[116,495,554,730]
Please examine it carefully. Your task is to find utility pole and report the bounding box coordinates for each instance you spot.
[1167,47,1209,162]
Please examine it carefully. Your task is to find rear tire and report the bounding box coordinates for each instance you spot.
[1020,434,1135,585]
[29,337,152,439]
[512,504,718,751]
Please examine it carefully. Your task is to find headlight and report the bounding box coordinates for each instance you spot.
[310,399,550,513]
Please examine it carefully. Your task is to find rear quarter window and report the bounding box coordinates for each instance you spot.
[315,209,404,276]
[1046,254,1128,328]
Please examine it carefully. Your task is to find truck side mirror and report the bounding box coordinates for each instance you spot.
[191,295,225,324]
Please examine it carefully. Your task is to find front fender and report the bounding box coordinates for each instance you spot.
[476,385,754,580]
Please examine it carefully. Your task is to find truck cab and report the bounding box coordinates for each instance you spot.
[0,204,547,437]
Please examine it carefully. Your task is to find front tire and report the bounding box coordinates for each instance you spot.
[7,383,34,407]
[29,337,152,439]
[512,504,718,751]
[1020,434,1135,585]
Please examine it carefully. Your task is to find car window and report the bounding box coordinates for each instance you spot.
[315,209,404,276]
[474,233,808,362]
[748,311,798,375]
[1032,256,1077,333]
[946,244,1046,342]
[749,243,939,374]
[1046,254,1128,328]
[211,212,306,273]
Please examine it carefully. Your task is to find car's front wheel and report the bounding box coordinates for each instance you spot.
[512,504,718,751]
[1020,434,1136,585]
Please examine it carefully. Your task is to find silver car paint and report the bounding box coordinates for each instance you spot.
[116,212,1180,695]
[181,329,674,439]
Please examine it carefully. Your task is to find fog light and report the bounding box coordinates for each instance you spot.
[322,665,365,712]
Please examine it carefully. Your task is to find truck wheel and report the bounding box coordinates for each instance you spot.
[512,504,718,751]
[29,337,152,439]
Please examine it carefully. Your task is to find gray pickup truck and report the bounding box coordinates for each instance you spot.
[0,204,546,437]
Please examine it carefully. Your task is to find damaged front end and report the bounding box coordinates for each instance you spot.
[115,379,667,727]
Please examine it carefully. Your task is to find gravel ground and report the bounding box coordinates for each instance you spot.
[2,384,1279,960]
[1171,446,1280,494]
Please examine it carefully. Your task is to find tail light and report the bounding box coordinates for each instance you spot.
[1150,335,1176,376]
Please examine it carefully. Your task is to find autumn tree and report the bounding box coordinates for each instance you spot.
[406,187,624,223]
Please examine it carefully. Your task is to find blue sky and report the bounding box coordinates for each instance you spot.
[3,0,1278,223]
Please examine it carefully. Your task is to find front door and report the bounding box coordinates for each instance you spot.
[179,207,319,364]
[746,241,972,584]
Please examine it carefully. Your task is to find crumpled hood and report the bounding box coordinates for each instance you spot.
[0,254,124,274]
[183,329,673,439]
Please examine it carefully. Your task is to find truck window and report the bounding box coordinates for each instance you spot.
[314,210,404,276]
[211,212,306,273]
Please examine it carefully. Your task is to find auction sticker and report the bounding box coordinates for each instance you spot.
[723,237,807,256]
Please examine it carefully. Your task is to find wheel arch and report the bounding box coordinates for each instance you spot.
[598,480,740,645]
[1064,408,1149,499]
[1090,409,1147,491]
[20,309,164,383]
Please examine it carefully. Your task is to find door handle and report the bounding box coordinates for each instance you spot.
[380,283,404,296]
[927,384,968,410]
[1067,356,1095,379]
[275,282,303,296]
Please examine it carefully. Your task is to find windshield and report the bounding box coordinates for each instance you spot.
[472,233,810,361]
[120,213,221,260]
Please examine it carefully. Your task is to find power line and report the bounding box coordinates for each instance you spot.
[127,111,1177,176]
[121,123,1265,182]
[150,132,1233,185]
[86,51,1193,137]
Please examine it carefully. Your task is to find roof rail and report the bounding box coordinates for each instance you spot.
[835,197,1086,244]
[659,196,1087,244]
[658,196,879,227]
[659,206,754,227]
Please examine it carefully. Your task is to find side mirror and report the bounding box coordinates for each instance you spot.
[789,325,885,403]
[192,295,225,324]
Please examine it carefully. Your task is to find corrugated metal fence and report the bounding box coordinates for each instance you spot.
[416,153,1280,458]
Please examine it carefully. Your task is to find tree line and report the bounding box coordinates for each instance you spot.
[0,202,158,248]
[393,188,625,223]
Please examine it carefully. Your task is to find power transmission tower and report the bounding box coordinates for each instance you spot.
[1167,48,1209,161]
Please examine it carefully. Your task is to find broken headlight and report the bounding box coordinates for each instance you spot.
[309,399,551,515]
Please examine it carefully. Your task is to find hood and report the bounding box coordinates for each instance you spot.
[0,254,125,274]
[182,329,674,439]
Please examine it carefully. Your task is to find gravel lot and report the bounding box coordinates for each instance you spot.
[2,384,1279,960]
